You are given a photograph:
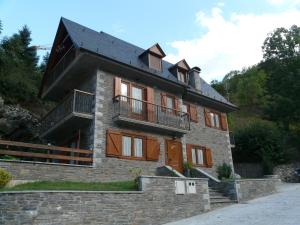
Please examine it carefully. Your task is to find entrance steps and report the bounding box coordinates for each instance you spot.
[209,186,237,209]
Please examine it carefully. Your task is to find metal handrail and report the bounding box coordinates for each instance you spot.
[113,95,190,131]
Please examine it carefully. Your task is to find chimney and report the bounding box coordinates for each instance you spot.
[188,66,201,91]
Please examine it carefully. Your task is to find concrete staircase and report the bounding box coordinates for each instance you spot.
[209,186,237,209]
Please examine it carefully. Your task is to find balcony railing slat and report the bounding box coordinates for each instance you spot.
[113,95,190,131]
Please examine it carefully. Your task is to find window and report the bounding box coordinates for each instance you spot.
[121,135,144,158]
[178,70,187,83]
[149,54,162,71]
[191,146,205,165]
[132,86,143,114]
[121,82,129,101]
[210,112,220,128]
[182,103,188,114]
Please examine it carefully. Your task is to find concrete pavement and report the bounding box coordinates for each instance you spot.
[165,183,300,225]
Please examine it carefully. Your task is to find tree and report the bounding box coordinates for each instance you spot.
[261,25,300,130]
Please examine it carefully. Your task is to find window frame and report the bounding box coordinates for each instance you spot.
[209,111,221,129]
[177,69,188,83]
[190,145,206,167]
[120,131,146,160]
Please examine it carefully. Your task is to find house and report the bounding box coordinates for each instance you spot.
[39,17,238,179]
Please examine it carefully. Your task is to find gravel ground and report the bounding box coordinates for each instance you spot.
[165,183,300,225]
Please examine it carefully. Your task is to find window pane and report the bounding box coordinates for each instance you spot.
[132,87,143,113]
[166,97,173,109]
[215,114,220,128]
[210,113,215,127]
[122,136,131,156]
[121,83,128,101]
[197,149,204,165]
[182,104,188,113]
[191,148,197,164]
[134,138,143,157]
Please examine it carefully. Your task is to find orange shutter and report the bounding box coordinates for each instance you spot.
[204,109,211,127]
[146,87,155,122]
[146,136,160,161]
[114,77,121,97]
[106,130,122,157]
[205,147,213,168]
[161,93,167,111]
[220,113,228,131]
[189,104,198,122]
[186,144,192,164]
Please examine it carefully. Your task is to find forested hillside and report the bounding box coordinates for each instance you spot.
[212,25,300,173]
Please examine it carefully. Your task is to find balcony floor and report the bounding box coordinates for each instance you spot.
[41,112,93,142]
[113,115,188,136]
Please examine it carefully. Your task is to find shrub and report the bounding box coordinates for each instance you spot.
[0,168,12,187]
[217,163,232,180]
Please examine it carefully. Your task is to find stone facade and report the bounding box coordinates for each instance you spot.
[0,176,210,225]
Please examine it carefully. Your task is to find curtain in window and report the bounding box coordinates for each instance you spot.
[122,136,131,156]
[134,138,143,157]
[191,148,197,164]
[132,87,143,114]
[197,149,204,165]
[214,114,220,128]
[121,83,128,102]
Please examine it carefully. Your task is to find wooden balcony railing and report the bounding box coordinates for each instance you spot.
[43,46,76,93]
[113,95,190,131]
[0,139,93,165]
[40,89,94,135]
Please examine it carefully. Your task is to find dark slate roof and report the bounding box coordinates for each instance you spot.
[61,17,235,107]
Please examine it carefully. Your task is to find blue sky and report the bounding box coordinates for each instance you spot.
[0,0,299,82]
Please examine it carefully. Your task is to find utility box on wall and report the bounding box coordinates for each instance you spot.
[175,180,186,194]
[186,180,196,194]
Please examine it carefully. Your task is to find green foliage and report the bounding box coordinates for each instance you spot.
[216,163,232,180]
[129,168,143,186]
[0,168,12,187]
[0,23,42,104]
[233,121,290,174]
[183,162,193,170]
[0,180,137,191]
[0,155,19,160]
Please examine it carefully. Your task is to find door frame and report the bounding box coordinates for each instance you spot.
[165,138,184,173]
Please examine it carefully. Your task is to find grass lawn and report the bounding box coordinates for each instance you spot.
[0,180,138,192]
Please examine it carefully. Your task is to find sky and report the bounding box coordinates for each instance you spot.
[0,0,300,83]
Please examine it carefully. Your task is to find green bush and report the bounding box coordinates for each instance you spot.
[0,168,12,187]
[217,163,232,180]
[233,121,287,174]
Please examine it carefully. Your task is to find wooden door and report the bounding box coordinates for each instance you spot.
[166,139,183,173]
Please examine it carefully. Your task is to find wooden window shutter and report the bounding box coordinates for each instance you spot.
[146,87,155,122]
[146,136,160,161]
[204,109,212,127]
[161,93,167,111]
[189,104,198,122]
[106,130,122,157]
[186,144,192,164]
[220,113,228,131]
[114,77,121,97]
[205,147,213,168]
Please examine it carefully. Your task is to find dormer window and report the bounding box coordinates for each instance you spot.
[169,59,190,84]
[178,69,188,83]
[149,53,162,71]
[140,43,166,72]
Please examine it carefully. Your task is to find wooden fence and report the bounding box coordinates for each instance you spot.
[0,140,93,165]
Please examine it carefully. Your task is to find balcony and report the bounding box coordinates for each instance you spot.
[40,89,94,140]
[113,95,190,135]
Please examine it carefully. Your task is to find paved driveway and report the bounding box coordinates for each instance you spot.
[165,183,300,225]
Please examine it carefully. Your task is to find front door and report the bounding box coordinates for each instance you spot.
[166,139,183,173]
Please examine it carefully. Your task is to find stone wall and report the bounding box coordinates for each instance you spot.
[0,176,210,225]
[274,163,300,183]
[235,178,281,202]
[0,160,159,182]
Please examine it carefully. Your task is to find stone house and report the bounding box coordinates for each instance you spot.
[39,17,238,179]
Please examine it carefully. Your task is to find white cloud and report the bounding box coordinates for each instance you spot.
[165,7,300,82]
[266,0,300,6]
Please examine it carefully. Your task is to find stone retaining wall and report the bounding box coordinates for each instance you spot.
[0,159,160,182]
[274,163,300,183]
[235,178,281,202]
[0,176,209,225]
